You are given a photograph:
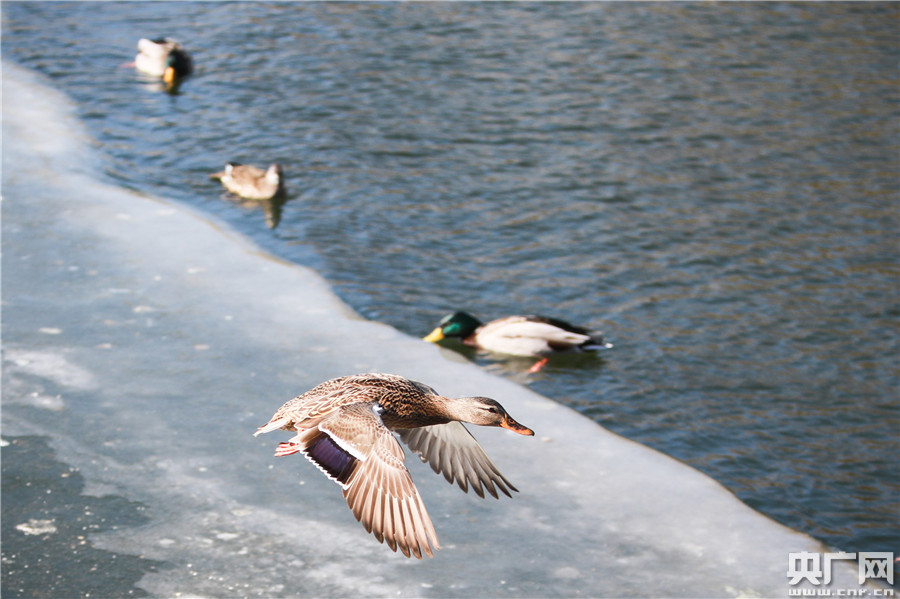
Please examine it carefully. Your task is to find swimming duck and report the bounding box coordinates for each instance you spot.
[209,163,285,201]
[134,38,193,89]
[424,311,610,372]
[254,373,533,559]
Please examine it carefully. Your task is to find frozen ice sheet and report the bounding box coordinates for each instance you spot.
[2,62,866,597]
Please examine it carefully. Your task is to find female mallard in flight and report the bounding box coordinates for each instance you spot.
[424,311,611,372]
[134,38,193,89]
[209,162,285,201]
[254,373,533,559]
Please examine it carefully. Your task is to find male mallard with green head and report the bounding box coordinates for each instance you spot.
[209,163,285,201]
[255,373,533,559]
[134,38,193,90]
[424,311,611,372]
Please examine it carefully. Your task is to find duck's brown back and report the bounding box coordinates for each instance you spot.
[268,373,449,431]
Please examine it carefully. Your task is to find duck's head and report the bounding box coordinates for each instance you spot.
[446,396,534,435]
[424,311,483,343]
[265,164,283,186]
[162,49,192,89]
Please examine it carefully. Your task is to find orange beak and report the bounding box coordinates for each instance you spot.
[501,415,534,436]
[423,327,445,343]
[163,66,177,87]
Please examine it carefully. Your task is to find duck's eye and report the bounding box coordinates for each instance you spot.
[485,406,499,414]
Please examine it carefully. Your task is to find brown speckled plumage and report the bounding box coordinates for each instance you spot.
[254,373,533,559]
[209,162,284,201]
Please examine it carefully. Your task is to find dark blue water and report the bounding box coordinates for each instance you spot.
[3,1,898,558]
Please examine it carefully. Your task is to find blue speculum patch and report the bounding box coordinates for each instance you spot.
[307,434,356,485]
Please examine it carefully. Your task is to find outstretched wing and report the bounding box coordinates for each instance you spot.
[398,422,517,499]
[298,403,440,559]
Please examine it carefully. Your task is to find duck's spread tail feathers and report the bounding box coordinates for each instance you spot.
[254,416,291,436]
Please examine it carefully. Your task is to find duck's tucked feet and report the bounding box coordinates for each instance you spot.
[274,442,300,457]
[528,358,549,373]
